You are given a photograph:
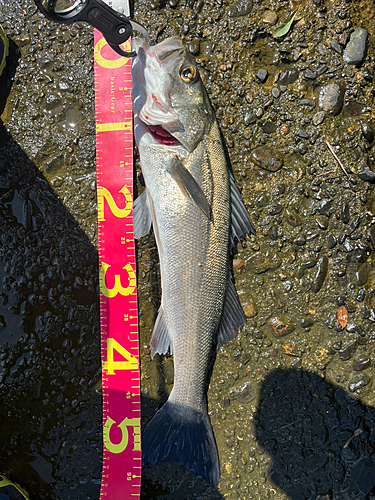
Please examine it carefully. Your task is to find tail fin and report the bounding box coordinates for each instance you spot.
[142,401,220,486]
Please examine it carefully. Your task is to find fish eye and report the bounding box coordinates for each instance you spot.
[180,66,198,83]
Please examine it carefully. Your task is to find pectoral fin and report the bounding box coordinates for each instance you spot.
[134,189,152,239]
[230,173,255,248]
[166,157,211,220]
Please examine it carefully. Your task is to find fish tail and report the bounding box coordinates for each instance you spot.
[142,400,220,485]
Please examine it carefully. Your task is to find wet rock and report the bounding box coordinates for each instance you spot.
[285,208,302,227]
[256,69,268,83]
[311,256,328,293]
[327,235,337,249]
[228,0,253,18]
[262,10,277,25]
[229,381,255,402]
[343,28,368,66]
[353,357,371,371]
[299,99,313,106]
[312,111,325,125]
[304,69,316,80]
[358,164,375,183]
[316,216,328,230]
[341,203,350,224]
[297,129,309,139]
[262,122,277,134]
[279,69,299,85]
[233,258,244,271]
[319,83,345,115]
[269,317,294,337]
[250,146,284,172]
[188,39,200,55]
[240,352,250,364]
[361,123,374,143]
[355,265,368,286]
[269,204,283,215]
[272,290,286,308]
[301,316,314,328]
[247,251,280,274]
[294,235,306,246]
[317,64,328,76]
[354,243,371,263]
[244,112,256,125]
[271,87,281,98]
[243,297,258,318]
[330,40,342,54]
[348,373,370,392]
[356,289,365,302]
[339,342,356,361]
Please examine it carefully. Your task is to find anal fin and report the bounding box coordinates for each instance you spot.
[150,307,173,358]
[217,276,247,346]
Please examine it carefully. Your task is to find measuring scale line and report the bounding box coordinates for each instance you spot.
[95,29,141,500]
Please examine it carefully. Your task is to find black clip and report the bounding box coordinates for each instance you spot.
[34,0,149,57]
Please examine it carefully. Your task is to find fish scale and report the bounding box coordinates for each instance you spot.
[132,36,254,485]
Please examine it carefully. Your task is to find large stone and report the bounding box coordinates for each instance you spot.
[343,28,368,66]
[319,83,345,115]
[250,146,284,172]
[228,0,253,17]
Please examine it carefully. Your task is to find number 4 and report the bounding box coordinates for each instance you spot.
[104,338,138,374]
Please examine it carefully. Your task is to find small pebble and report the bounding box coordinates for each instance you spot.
[304,69,316,80]
[316,64,328,76]
[188,40,200,55]
[330,40,342,54]
[353,357,371,371]
[311,255,328,293]
[297,129,309,139]
[299,99,313,106]
[312,111,325,125]
[256,69,268,83]
[272,87,280,98]
[327,235,337,249]
[269,317,294,337]
[361,123,374,142]
[262,10,278,25]
[348,373,370,392]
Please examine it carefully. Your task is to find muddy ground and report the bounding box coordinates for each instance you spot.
[0,0,374,499]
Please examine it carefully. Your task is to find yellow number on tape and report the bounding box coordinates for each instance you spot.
[97,185,132,221]
[103,417,141,454]
[104,338,138,374]
[94,37,131,69]
[99,262,136,298]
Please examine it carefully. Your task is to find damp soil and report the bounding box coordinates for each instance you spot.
[0,0,375,499]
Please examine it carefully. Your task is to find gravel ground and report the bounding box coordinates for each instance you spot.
[0,0,374,499]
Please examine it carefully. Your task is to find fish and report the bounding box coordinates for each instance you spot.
[131,36,255,486]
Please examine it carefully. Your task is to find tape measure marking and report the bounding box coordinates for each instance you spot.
[94,31,141,500]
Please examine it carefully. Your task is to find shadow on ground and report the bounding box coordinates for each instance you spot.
[0,44,102,500]
[255,368,375,500]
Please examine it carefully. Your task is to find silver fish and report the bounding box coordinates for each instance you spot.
[131,36,254,485]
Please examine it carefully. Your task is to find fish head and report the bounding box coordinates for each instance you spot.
[131,36,214,154]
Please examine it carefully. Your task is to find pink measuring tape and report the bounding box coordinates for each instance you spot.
[94,31,141,499]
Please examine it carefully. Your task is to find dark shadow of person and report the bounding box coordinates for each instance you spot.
[254,368,375,500]
[0,39,104,500]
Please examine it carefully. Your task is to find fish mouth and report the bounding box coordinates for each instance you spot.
[147,124,181,146]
